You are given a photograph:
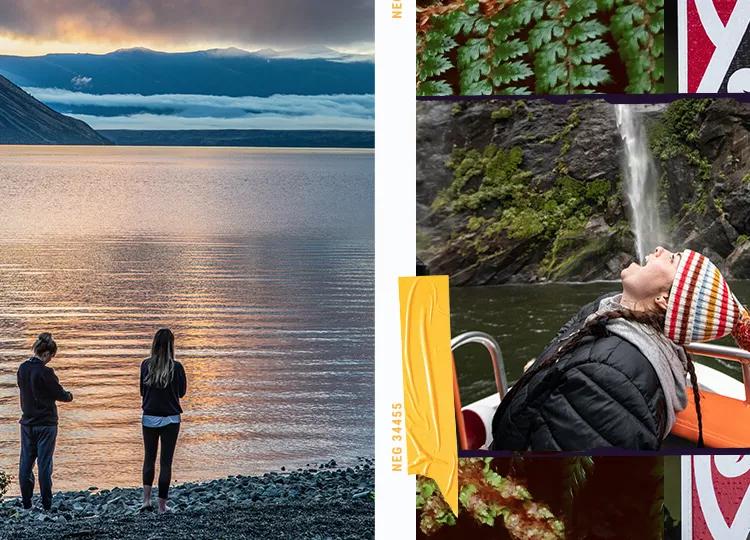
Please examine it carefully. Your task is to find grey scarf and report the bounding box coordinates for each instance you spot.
[587,294,688,439]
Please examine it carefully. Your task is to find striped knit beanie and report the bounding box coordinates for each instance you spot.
[665,249,750,349]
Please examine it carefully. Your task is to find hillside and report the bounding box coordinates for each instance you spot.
[0,74,109,145]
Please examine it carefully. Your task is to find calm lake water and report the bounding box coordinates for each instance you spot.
[0,146,373,493]
[451,282,748,405]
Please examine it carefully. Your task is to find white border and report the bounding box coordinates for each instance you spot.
[374,0,416,538]
[678,0,688,92]
[681,455,693,540]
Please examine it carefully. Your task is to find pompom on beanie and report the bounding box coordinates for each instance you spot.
[665,249,750,349]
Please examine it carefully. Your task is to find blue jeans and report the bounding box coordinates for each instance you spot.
[19,425,58,510]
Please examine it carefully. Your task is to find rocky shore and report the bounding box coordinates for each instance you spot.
[0,458,374,539]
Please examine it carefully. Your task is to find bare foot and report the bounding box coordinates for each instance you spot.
[157,498,170,514]
[139,503,153,512]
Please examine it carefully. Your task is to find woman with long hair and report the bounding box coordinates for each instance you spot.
[491,247,750,451]
[140,328,187,512]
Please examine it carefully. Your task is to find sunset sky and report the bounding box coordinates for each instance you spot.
[0,0,374,56]
[0,1,374,131]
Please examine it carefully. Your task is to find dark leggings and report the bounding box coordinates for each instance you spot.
[142,422,180,499]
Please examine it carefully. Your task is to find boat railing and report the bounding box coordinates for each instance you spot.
[450,334,750,449]
[451,331,507,450]
[685,342,750,405]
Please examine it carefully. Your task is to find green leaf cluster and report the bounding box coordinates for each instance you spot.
[417,0,665,95]
[610,0,664,92]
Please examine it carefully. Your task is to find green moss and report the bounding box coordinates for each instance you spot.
[738,234,749,245]
[650,99,712,168]
[541,107,583,145]
[491,107,513,121]
[545,236,612,280]
[742,173,750,183]
[451,103,462,116]
[435,139,616,263]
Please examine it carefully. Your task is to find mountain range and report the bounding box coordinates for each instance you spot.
[0,47,374,97]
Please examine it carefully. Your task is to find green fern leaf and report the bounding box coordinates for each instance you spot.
[564,0,598,23]
[626,71,652,93]
[460,58,491,84]
[513,0,546,25]
[536,62,567,92]
[535,41,566,67]
[492,60,533,85]
[631,25,650,46]
[493,38,529,62]
[491,14,523,42]
[417,80,452,97]
[567,20,607,44]
[649,9,664,32]
[612,4,645,28]
[529,19,564,50]
[458,38,490,68]
[571,63,610,87]
[465,0,480,15]
[500,86,532,95]
[424,33,458,55]
[596,0,614,9]
[474,17,490,34]
[571,39,611,65]
[421,54,453,78]
[439,9,479,35]
[546,2,563,18]
[653,56,664,80]
[653,33,664,57]
[461,79,493,95]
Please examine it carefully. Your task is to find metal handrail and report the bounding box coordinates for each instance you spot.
[451,331,508,450]
[685,342,750,404]
[449,336,750,449]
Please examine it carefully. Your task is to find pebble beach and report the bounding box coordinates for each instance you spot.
[0,458,374,539]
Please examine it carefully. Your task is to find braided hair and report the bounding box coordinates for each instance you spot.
[503,307,704,448]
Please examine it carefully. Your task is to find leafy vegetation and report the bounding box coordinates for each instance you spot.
[417,0,664,95]
[417,457,665,539]
[649,99,714,217]
[417,458,564,539]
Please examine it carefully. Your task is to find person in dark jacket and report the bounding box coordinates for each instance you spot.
[140,328,187,513]
[17,332,73,510]
[491,247,750,451]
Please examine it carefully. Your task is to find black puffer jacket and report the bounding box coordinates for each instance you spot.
[491,294,668,451]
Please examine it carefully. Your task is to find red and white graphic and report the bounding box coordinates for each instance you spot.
[679,0,750,92]
[682,455,750,539]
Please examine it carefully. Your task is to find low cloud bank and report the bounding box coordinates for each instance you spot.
[25,87,374,130]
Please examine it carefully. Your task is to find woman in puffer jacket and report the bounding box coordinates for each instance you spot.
[491,247,750,451]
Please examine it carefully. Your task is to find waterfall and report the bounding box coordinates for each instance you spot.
[614,104,664,263]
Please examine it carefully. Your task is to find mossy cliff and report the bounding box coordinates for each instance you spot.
[417,98,750,284]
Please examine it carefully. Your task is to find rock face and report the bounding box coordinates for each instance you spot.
[0,75,110,145]
[417,98,750,283]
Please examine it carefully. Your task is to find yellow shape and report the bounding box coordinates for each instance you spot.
[399,276,458,514]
